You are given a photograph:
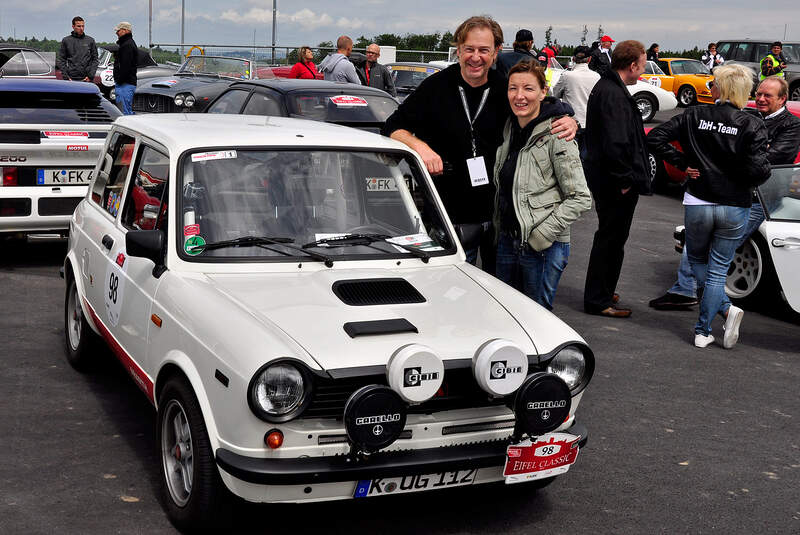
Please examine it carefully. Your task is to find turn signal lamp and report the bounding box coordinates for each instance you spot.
[265,429,284,449]
[1,167,18,186]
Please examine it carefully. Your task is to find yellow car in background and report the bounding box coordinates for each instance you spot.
[641,58,714,107]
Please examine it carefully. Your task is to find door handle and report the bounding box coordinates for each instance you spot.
[771,237,800,248]
[101,234,114,250]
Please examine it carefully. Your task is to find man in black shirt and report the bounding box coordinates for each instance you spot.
[384,15,576,273]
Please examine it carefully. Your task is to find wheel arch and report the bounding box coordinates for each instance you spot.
[63,255,101,336]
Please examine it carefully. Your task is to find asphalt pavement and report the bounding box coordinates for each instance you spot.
[1,116,799,533]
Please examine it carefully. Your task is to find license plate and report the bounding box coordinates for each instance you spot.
[37,169,93,185]
[353,469,476,498]
[503,432,581,484]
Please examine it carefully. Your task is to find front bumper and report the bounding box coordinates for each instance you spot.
[216,421,588,486]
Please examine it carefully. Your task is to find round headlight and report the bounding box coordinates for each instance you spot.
[547,346,586,391]
[174,94,184,106]
[249,362,306,421]
[184,95,195,107]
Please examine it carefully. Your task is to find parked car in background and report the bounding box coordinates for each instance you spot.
[385,62,442,102]
[641,58,714,107]
[0,79,120,237]
[206,79,398,133]
[716,39,800,100]
[133,55,274,114]
[0,45,56,79]
[64,113,593,531]
[629,80,678,123]
[89,45,176,102]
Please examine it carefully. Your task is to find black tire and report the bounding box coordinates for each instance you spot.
[647,153,669,193]
[790,82,800,102]
[677,85,696,107]
[63,276,100,371]
[633,92,658,123]
[726,232,779,308]
[158,376,229,532]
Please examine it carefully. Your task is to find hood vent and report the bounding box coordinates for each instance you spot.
[332,278,426,306]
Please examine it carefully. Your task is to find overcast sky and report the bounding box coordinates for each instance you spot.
[1,0,798,52]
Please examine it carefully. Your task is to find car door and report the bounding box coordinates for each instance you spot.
[241,87,287,116]
[757,165,800,312]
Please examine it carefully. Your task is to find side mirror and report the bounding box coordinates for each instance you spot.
[126,229,166,277]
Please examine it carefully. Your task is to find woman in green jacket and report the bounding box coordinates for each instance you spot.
[494,61,592,309]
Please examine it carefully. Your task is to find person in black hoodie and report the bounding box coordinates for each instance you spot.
[648,64,770,349]
[57,16,99,81]
[112,21,137,115]
[495,29,536,79]
[583,40,651,318]
[384,16,577,274]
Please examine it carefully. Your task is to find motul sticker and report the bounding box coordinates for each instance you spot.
[67,145,89,151]
[183,224,200,236]
[43,131,89,138]
[330,95,368,107]
[191,150,237,162]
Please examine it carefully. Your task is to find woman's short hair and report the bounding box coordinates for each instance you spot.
[298,46,312,62]
[713,64,753,108]
[453,16,504,49]
[507,60,547,90]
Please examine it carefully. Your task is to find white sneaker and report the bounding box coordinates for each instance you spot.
[723,305,744,349]
[694,333,715,348]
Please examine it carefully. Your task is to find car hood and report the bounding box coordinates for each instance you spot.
[139,75,230,93]
[205,265,538,371]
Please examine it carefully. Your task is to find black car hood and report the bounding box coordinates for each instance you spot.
[138,75,232,95]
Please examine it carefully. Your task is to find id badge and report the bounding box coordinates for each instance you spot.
[467,156,489,187]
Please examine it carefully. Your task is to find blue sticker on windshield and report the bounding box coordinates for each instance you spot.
[426,68,435,73]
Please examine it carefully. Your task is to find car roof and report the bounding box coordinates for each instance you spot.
[717,39,799,44]
[0,44,36,51]
[661,57,699,62]
[0,79,100,94]
[385,62,440,69]
[225,78,391,95]
[114,114,409,154]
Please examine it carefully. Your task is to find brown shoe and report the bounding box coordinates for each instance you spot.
[598,306,632,318]
[612,293,620,304]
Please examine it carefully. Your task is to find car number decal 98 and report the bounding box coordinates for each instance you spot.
[104,247,127,327]
[353,469,476,498]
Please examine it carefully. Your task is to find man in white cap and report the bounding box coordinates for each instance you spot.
[112,22,137,115]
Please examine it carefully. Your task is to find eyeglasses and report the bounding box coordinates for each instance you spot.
[755,92,777,99]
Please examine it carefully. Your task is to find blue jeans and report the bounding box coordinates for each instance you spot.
[495,231,570,310]
[684,204,750,336]
[115,83,135,115]
[670,202,765,298]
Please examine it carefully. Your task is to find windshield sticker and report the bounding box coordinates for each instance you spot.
[329,95,368,107]
[314,233,348,246]
[426,68,437,73]
[387,233,434,247]
[184,235,206,256]
[43,131,89,138]
[366,177,398,191]
[191,150,237,162]
[184,224,200,237]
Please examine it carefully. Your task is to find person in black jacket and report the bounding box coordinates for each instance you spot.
[57,16,99,81]
[583,40,651,318]
[355,44,397,97]
[649,75,800,311]
[495,29,536,79]
[112,21,137,115]
[384,16,577,274]
[646,43,660,62]
[589,35,613,74]
[648,64,771,349]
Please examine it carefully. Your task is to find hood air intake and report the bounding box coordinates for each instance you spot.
[332,278,426,306]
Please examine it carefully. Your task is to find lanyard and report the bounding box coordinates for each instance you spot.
[458,85,490,157]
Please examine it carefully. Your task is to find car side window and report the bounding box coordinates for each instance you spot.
[644,62,654,75]
[670,61,685,75]
[754,44,769,62]
[716,43,733,59]
[0,49,28,76]
[207,89,250,114]
[732,43,753,61]
[242,89,284,116]
[91,133,136,218]
[121,146,170,230]
[22,51,51,75]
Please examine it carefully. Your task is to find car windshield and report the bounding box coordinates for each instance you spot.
[390,65,438,89]
[179,149,455,261]
[646,61,666,75]
[780,44,799,64]
[98,48,111,65]
[670,60,711,75]
[758,165,800,222]
[177,56,252,80]
[287,93,398,124]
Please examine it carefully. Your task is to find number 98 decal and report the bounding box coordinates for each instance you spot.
[534,443,563,457]
[104,248,127,326]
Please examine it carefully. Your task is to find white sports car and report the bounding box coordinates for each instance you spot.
[64,114,593,531]
[628,79,678,123]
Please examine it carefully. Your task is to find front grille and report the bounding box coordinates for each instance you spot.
[133,94,181,113]
[332,278,426,306]
[302,368,506,420]
[76,107,114,123]
[38,197,82,216]
[0,198,32,217]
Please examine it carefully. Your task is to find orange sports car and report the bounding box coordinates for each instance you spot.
[641,58,714,107]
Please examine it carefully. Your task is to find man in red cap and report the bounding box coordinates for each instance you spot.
[590,35,614,73]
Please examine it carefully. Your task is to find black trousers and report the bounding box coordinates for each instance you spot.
[583,186,639,312]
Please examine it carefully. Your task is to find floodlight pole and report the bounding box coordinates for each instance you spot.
[271,0,277,64]
[148,0,152,50]
[181,0,185,56]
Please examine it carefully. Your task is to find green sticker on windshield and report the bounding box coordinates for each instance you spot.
[184,235,206,256]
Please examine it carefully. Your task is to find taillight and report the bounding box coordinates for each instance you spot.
[0,167,18,186]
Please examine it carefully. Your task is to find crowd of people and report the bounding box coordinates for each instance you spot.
[54,14,800,348]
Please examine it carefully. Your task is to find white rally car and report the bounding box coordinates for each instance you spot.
[0,79,119,237]
[64,114,593,531]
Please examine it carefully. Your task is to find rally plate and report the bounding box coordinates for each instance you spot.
[503,432,581,484]
[353,469,476,498]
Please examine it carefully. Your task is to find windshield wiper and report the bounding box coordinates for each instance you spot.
[190,235,335,267]
[302,233,430,263]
